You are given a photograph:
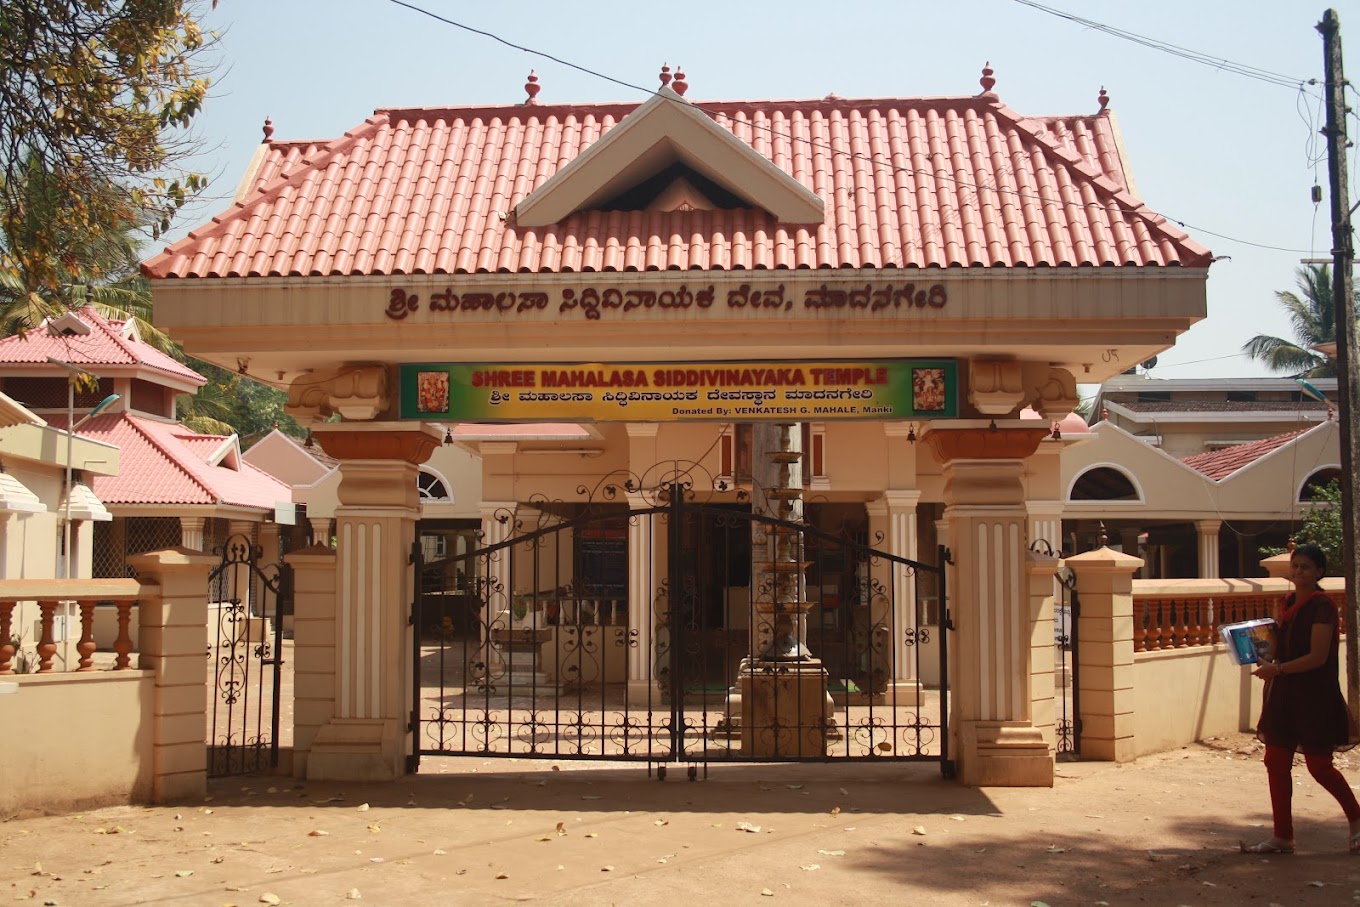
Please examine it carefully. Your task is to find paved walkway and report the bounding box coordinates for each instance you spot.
[4,732,1360,905]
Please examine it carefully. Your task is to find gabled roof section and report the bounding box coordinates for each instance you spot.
[514,87,824,226]
[47,412,288,509]
[0,306,205,387]
[143,90,1211,279]
[1181,428,1312,481]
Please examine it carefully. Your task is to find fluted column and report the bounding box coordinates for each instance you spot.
[1195,519,1221,579]
[178,516,206,551]
[478,500,516,634]
[869,490,923,703]
[625,492,660,701]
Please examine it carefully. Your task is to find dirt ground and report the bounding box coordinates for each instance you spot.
[4,732,1360,907]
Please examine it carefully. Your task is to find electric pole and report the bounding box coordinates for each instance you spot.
[1319,8,1359,718]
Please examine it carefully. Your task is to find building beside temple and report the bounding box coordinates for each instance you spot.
[143,65,1212,786]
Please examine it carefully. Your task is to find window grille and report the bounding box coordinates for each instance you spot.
[93,516,181,578]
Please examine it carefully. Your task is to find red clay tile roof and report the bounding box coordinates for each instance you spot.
[49,412,290,508]
[1180,429,1309,481]
[0,306,205,385]
[144,94,1210,279]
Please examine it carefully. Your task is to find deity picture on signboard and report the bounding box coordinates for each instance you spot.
[912,367,946,412]
[416,370,450,413]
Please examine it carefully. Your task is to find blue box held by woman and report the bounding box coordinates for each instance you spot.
[1218,618,1276,666]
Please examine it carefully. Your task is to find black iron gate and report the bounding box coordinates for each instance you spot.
[1054,563,1080,757]
[207,534,289,777]
[411,479,952,777]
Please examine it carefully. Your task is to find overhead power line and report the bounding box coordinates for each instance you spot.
[383,0,1314,255]
[1012,0,1318,92]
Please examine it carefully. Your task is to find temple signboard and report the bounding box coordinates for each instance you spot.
[399,360,958,423]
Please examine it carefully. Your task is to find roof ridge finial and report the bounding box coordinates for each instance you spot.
[262,116,274,143]
[659,63,672,88]
[1097,85,1110,113]
[979,61,997,96]
[524,70,541,105]
[673,66,688,97]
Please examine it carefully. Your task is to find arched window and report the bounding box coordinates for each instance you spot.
[1069,466,1140,501]
[1300,467,1342,501]
[418,467,453,502]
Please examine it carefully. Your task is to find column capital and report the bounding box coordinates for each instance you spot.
[924,425,1050,464]
[1194,519,1222,534]
[625,422,660,438]
[312,422,442,465]
[881,489,922,511]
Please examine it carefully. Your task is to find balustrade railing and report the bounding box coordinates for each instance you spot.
[0,579,144,674]
[1133,588,1347,653]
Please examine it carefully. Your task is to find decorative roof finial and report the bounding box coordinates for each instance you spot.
[1097,86,1109,112]
[979,62,997,95]
[524,70,541,105]
[673,66,688,96]
[1097,521,1108,548]
[659,63,672,88]
[262,116,274,143]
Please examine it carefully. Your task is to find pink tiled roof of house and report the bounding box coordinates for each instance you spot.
[144,91,1209,279]
[0,306,205,385]
[48,412,290,508]
[1180,429,1309,481]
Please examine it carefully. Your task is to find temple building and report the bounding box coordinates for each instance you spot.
[143,65,1211,786]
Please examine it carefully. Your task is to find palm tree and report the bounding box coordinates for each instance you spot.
[0,156,175,351]
[1241,264,1350,378]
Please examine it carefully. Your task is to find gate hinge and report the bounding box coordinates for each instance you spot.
[943,609,955,631]
[407,608,415,626]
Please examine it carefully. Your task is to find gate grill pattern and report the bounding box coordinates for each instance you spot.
[413,480,950,775]
[207,534,288,777]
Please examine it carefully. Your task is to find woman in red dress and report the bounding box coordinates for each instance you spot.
[1241,543,1360,854]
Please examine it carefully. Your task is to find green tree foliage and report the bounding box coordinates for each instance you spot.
[1242,264,1356,378]
[178,360,306,444]
[0,0,215,299]
[1260,478,1343,570]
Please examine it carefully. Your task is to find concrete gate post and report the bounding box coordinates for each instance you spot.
[925,426,1053,786]
[285,543,338,778]
[1026,548,1062,751]
[127,547,218,803]
[1064,544,1144,762]
[306,422,441,781]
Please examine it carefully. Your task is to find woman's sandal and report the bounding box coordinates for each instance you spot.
[1239,839,1295,854]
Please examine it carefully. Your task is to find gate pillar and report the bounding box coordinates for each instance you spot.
[866,490,923,704]
[926,425,1053,786]
[306,422,440,781]
[1064,544,1144,762]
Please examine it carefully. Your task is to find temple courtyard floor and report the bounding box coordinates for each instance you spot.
[4,731,1360,906]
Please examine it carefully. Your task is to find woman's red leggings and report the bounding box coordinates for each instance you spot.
[1264,744,1360,840]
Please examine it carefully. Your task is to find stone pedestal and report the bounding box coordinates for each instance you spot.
[961,721,1055,786]
[739,661,829,758]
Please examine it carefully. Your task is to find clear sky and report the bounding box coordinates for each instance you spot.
[166,0,1360,383]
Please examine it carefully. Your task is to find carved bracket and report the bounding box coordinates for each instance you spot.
[1029,367,1078,420]
[286,365,390,422]
[968,360,1026,415]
